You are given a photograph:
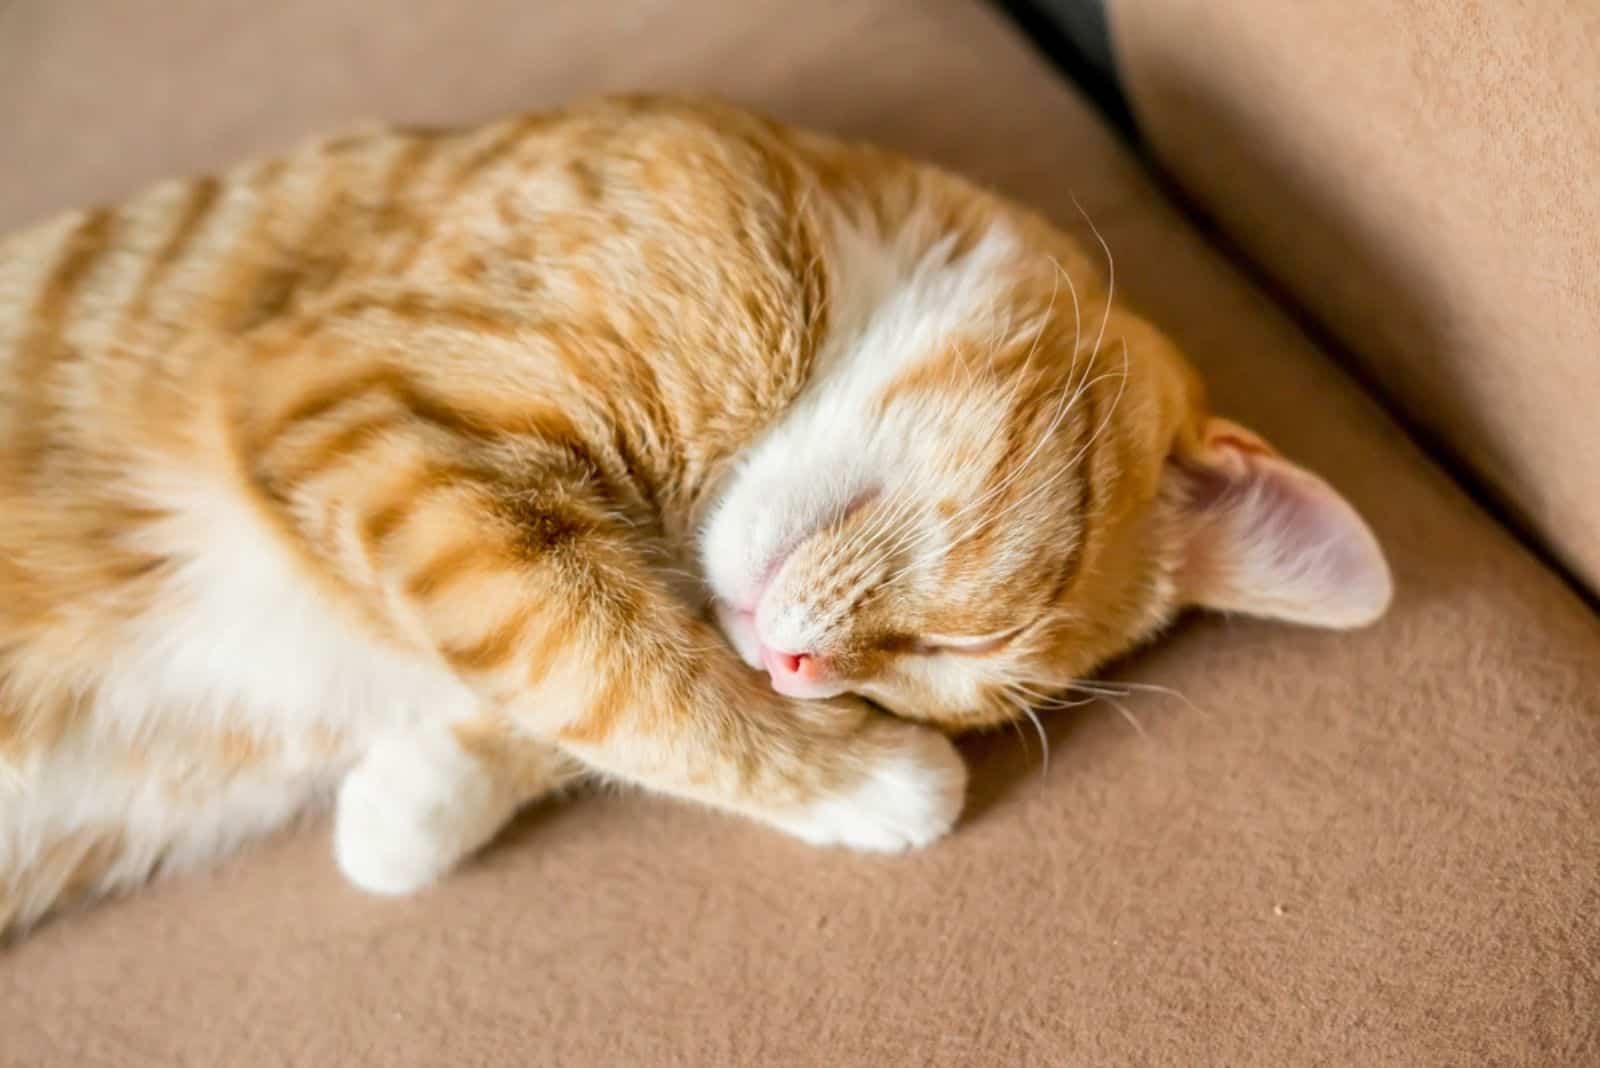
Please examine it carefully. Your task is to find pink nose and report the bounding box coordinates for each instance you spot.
[761,645,821,683]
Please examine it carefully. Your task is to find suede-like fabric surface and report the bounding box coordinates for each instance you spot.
[2,2,1597,1065]
[1111,0,1600,597]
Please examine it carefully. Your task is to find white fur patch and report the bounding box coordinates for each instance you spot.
[701,212,1018,625]
[1,465,482,918]
[772,727,967,852]
[111,465,476,743]
[334,726,511,895]
[1,729,336,930]
[713,601,765,670]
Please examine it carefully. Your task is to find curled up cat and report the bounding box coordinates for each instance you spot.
[0,95,1391,936]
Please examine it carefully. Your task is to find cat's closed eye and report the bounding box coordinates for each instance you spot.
[907,627,1024,657]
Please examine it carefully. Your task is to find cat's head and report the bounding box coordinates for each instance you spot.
[701,206,1390,729]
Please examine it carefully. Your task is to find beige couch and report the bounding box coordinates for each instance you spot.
[1,1,1595,1064]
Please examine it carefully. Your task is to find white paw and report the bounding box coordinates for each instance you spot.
[778,727,967,852]
[333,730,504,896]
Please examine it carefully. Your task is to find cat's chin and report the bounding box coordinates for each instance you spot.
[760,662,853,701]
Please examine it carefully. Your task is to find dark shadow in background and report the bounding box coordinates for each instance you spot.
[992,0,1135,143]
[994,0,1599,616]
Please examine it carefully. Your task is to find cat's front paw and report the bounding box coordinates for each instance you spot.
[778,724,967,852]
[333,729,505,896]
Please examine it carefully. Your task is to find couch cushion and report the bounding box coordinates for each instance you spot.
[2,1,1598,1065]
[1111,0,1600,596]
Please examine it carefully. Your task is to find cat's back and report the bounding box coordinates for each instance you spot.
[0,124,505,914]
[0,96,831,721]
[0,95,828,488]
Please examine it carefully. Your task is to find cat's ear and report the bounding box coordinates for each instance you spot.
[1166,417,1392,628]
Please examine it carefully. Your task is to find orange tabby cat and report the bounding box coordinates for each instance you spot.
[0,95,1390,936]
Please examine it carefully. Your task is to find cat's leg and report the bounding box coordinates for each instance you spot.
[334,718,582,895]
[545,622,968,853]
[383,490,967,852]
[343,473,963,890]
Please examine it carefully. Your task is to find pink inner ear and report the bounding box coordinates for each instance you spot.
[1177,439,1393,629]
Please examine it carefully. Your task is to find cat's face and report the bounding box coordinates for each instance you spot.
[703,216,1391,729]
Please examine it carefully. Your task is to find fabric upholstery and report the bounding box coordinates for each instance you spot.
[994,0,1134,139]
[1111,0,1600,596]
[2,1,1597,1064]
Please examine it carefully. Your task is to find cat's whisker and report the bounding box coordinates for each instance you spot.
[1071,194,1117,366]
[997,684,1054,777]
[825,477,928,581]
[953,197,1125,542]
[1103,694,1147,739]
[855,471,935,554]
[1062,676,1202,738]
[1059,338,1131,476]
[883,243,1123,582]
[1039,680,1147,739]
[1042,695,1100,710]
[1061,678,1139,700]
[956,338,1130,548]
[1022,705,1051,777]
[1005,710,1032,763]
[892,263,1069,543]
[882,374,1103,584]
[1002,672,1170,752]
[884,347,1126,588]
[1086,678,1207,719]
[1010,682,1093,711]
[1052,252,1086,379]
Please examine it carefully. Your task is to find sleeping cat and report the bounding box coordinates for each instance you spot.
[0,94,1391,936]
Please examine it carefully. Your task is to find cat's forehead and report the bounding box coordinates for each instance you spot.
[815,215,1078,454]
[819,208,1019,365]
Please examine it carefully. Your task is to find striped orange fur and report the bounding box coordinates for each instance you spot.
[0,95,1390,937]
